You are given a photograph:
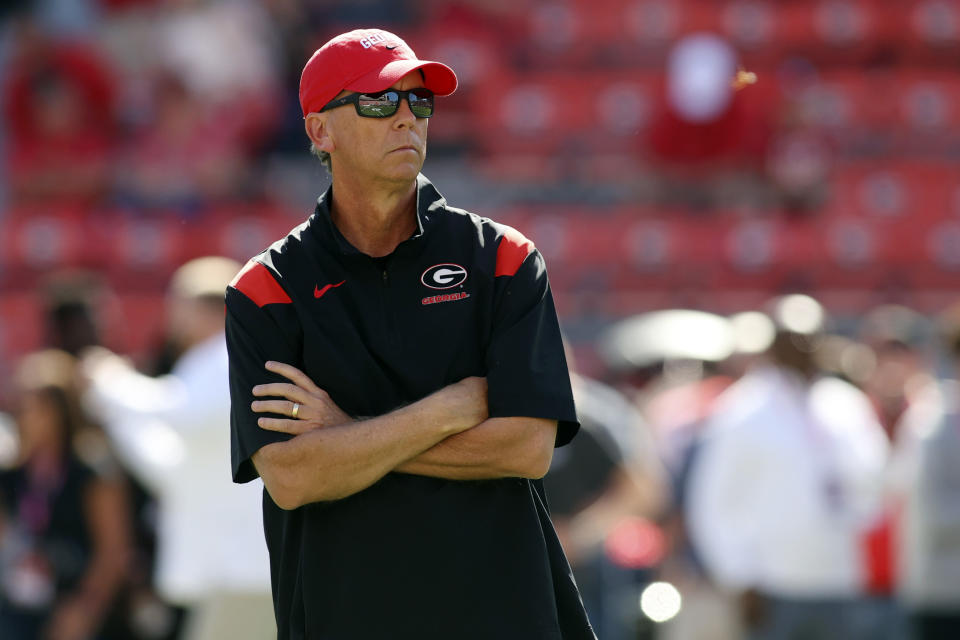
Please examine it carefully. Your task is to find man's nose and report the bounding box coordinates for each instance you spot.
[392,95,417,127]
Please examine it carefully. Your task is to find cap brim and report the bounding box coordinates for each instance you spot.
[346,59,458,97]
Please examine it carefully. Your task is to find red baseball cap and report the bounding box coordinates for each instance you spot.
[299,28,458,117]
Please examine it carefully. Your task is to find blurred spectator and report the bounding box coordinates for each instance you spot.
[598,309,739,473]
[3,17,115,206]
[645,366,741,640]
[151,0,282,153]
[855,306,932,632]
[37,271,179,639]
[114,72,251,212]
[81,257,274,640]
[645,34,774,210]
[598,310,746,640]
[765,58,833,216]
[0,349,131,640]
[40,271,107,357]
[765,126,831,216]
[859,305,933,441]
[893,303,960,640]
[545,368,667,640]
[154,0,279,102]
[94,0,282,212]
[686,294,890,639]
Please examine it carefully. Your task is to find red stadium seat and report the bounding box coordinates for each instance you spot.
[215,215,287,263]
[621,0,684,54]
[826,161,959,223]
[107,217,183,274]
[5,215,85,270]
[405,22,506,145]
[801,70,897,131]
[470,70,659,162]
[594,76,659,148]
[721,0,777,62]
[901,0,960,63]
[898,72,960,134]
[0,293,45,362]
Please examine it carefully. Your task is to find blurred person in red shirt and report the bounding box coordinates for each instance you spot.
[645,34,774,210]
[3,17,115,206]
[0,350,131,640]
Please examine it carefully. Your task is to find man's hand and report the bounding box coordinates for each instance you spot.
[250,368,489,507]
[251,361,353,436]
[250,362,549,483]
[251,361,489,438]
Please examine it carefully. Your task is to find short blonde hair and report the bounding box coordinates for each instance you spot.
[170,256,242,302]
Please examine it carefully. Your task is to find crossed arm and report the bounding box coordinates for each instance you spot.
[250,361,557,510]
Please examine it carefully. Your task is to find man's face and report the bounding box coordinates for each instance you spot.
[321,71,429,185]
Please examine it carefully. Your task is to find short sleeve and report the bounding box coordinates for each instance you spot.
[225,283,302,483]
[486,248,579,446]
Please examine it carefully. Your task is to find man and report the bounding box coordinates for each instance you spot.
[82,257,274,640]
[685,295,889,640]
[225,29,594,639]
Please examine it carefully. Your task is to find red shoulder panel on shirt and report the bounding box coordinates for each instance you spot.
[495,227,535,277]
[229,260,292,307]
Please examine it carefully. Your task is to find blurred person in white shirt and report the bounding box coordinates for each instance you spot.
[80,256,274,640]
[686,295,889,640]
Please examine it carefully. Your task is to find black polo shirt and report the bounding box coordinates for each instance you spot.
[225,174,594,640]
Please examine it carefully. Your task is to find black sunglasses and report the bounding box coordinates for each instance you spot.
[319,89,435,118]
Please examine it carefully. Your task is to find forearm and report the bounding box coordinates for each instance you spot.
[254,383,481,508]
[395,417,557,480]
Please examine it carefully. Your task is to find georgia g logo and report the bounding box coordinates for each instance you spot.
[421,263,468,289]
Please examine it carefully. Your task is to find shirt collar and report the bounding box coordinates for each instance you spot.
[309,173,446,256]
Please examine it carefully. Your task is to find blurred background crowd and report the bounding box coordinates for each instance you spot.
[1,0,960,638]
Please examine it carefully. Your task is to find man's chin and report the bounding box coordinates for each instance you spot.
[380,162,424,183]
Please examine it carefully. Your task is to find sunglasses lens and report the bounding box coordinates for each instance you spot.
[354,90,434,118]
[357,91,400,117]
[409,90,434,117]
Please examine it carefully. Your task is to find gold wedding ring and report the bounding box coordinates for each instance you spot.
[291,402,301,419]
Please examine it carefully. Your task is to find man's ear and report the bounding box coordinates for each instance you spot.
[305,113,334,153]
